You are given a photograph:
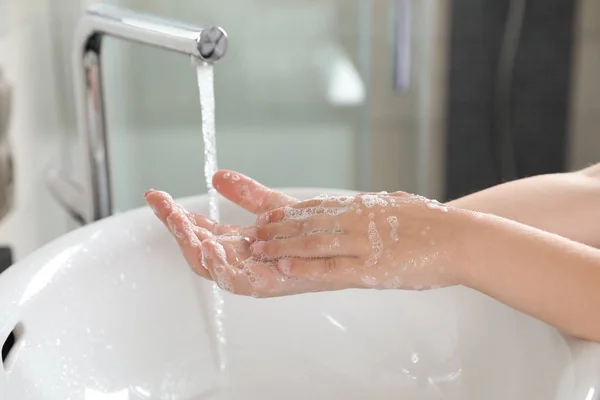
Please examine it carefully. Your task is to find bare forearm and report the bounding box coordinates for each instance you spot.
[448,166,600,248]
[457,212,600,342]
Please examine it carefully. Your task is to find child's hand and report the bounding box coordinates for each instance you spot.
[251,192,470,291]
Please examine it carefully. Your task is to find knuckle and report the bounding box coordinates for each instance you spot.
[323,258,337,274]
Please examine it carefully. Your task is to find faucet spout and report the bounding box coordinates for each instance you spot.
[48,4,228,224]
[80,4,228,62]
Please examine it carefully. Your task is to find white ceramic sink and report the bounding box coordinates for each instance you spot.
[0,188,599,399]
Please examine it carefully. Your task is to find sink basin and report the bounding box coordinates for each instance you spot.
[0,188,599,399]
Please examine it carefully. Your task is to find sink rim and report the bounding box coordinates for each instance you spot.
[0,188,599,398]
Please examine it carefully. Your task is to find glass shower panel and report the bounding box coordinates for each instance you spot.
[100,0,373,213]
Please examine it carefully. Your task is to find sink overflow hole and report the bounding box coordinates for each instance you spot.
[2,323,24,370]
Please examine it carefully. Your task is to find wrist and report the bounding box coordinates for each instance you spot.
[444,207,489,287]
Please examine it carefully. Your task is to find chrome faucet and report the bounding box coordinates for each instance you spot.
[48,4,228,224]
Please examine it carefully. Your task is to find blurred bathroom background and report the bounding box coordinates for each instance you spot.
[0,0,598,264]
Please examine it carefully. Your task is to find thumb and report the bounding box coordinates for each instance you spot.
[213,170,297,215]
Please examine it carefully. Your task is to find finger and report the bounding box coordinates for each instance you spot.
[235,258,280,294]
[219,238,252,265]
[145,190,243,238]
[256,216,344,240]
[257,198,356,225]
[252,234,366,259]
[145,190,197,227]
[145,190,176,225]
[213,170,297,215]
[277,257,361,283]
[191,212,248,236]
[165,212,212,280]
[258,206,339,226]
[201,239,235,293]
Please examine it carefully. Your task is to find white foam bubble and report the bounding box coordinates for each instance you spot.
[361,275,378,287]
[386,216,399,242]
[240,185,250,199]
[426,200,448,212]
[283,205,349,221]
[365,221,383,267]
[360,194,389,208]
[333,222,343,234]
[383,276,403,289]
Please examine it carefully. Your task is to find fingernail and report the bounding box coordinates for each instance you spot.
[251,241,265,255]
[278,258,292,275]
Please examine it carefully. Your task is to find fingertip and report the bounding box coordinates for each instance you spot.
[255,226,268,241]
[212,170,227,187]
[145,190,175,219]
[213,169,232,179]
[257,211,278,226]
[213,170,242,199]
[143,189,155,199]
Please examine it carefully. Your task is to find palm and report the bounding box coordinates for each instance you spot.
[146,170,328,296]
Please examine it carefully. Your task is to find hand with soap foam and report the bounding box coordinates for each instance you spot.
[144,170,341,297]
[145,165,600,342]
[144,173,469,296]
[251,192,470,291]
